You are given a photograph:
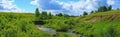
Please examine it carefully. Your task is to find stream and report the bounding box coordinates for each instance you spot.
[36,25,84,37]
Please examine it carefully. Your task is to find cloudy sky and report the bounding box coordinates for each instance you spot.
[0,0,120,15]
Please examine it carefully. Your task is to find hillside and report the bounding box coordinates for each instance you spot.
[82,10,120,22]
[74,10,120,37]
[0,12,51,37]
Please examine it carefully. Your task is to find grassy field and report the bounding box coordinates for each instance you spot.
[0,10,120,37]
[74,10,120,37]
[0,12,51,37]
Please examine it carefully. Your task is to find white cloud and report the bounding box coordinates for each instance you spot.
[30,0,119,15]
[0,0,23,12]
[30,0,39,6]
[107,0,115,5]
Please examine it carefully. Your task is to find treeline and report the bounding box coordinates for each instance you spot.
[35,5,115,18]
[35,8,70,21]
[83,5,113,16]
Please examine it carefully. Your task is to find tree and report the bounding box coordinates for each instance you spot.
[98,6,108,12]
[35,8,40,17]
[48,12,52,16]
[103,6,108,11]
[83,11,88,16]
[48,12,52,19]
[98,6,103,12]
[117,8,119,10]
[41,11,47,16]
[80,15,82,16]
[63,14,69,17]
[108,5,112,11]
[39,11,48,20]
[90,11,94,14]
[56,13,63,16]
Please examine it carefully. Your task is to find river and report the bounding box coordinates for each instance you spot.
[36,25,84,37]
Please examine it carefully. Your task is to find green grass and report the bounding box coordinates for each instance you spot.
[74,10,120,37]
[1,10,120,37]
[0,12,51,37]
[83,10,120,20]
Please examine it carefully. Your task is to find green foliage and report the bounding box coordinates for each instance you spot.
[1,9,120,37]
[48,12,52,19]
[56,13,63,16]
[98,6,108,12]
[35,8,40,21]
[40,10,120,37]
[117,8,119,10]
[37,11,53,21]
[0,12,51,37]
[90,11,94,14]
[35,8,40,17]
[76,10,120,37]
[97,5,112,12]
[108,5,112,11]
[39,11,48,20]
[83,11,88,16]
[63,14,69,17]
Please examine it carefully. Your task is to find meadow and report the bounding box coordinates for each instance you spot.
[0,10,120,37]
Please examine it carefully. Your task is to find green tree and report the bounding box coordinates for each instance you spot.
[48,12,52,16]
[102,6,108,12]
[83,11,88,16]
[90,11,94,14]
[48,12,52,19]
[39,11,48,20]
[108,5,112,11]
[63,14,69,17]
[117,8,119,10]
[35,8,40,17]
[98,6,108,12]
[41,11,47,16]
[56,13,63,16]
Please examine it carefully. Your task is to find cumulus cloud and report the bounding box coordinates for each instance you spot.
[30,0,39,6]
[31,0,120,15]
[107,0,115,5]
[103,0,120,9]
[31,0,63,10]
[0,0,23,12]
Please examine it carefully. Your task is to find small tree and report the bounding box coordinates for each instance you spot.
[48,12,52,19]
[35,8,40,17]
[90,11,94,14]
[80,15,82,16]
[41,11,47,16]
[56,13,63,16]
[63,14,69,18]
[102,6,108,12]
[117,8,119,10]
[83,11,88,16]
[35,8,40,21]
[39,11,48,20]
[108,5,112,11]
[98,6,108,12]
[48,12,52,16]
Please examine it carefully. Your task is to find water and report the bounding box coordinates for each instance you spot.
[36,25,56,35]
[36,25,84,37]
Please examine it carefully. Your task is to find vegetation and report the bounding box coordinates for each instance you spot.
[97,5,112,12]
[35,8,40,21]
[0,12,51,37]
[83,11,88,16]
[0,6,120,37]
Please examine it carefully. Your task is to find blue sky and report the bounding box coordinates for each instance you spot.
[0,0,120,15]
[13,0,36,12]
